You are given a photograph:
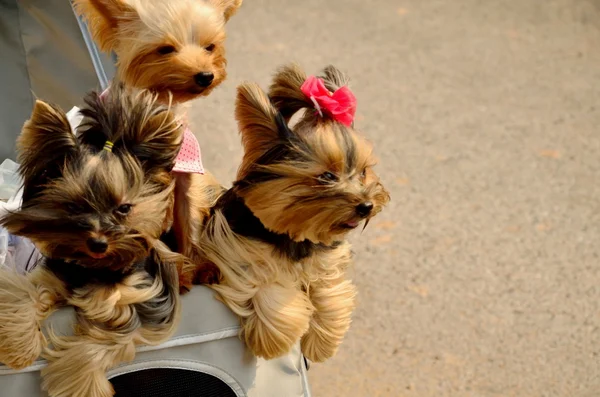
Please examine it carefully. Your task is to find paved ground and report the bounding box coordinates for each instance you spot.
[191,1,600,396]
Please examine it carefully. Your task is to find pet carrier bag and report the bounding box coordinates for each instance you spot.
[0,0,115,161]
[0,286,312,397]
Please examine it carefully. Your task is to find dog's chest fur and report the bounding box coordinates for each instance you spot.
[215,190,348,280]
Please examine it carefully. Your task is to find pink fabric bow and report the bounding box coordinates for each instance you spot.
[300,76,357,126]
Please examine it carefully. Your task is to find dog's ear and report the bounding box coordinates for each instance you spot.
[18,100,80,202]
[235,82,283,159]
[208,0,243,22]
[73,0,139,52]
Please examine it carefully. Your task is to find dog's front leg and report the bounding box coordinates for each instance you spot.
[243,282,314,359]
[42,269,179,397]
[301,277,357,363]
[41,282,141,397]
[213,278,314,359]
[0,266,65,369]
[300,242,357,362]
[41,327,137,397]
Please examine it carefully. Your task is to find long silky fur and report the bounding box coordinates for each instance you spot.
[41,242,182,397]
[199,210,315,359]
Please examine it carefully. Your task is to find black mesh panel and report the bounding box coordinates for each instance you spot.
[111,368,238,397]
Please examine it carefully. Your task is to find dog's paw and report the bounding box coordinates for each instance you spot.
[42,333,129,397]
[242,284,313,359]
[192,262,221,285]
[43,365,115,397]
[178,273,193,295]
[0,270,50,369]
[0,328,45,369]
[300,327,339,363]
[300,279,357,362]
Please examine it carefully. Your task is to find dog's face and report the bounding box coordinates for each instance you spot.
[234,83,390,245]
[2,88,182,269]
[75,0,243,103]
[10,153,174,269]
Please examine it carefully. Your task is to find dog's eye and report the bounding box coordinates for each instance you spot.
[115,204,133,216]
[360,168,367,178]
[205,43,216,52]
[66,202,83,214]
[157,45,176,55]
[318,172,338,183]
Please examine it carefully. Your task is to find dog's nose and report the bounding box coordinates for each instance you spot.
[87,237,108,253]
[356,201,373,217]
[194,72,214,87]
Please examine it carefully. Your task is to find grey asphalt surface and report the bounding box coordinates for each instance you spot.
[190,1,600,396]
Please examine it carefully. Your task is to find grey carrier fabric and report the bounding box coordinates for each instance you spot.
[0,287,312,397]
[0,0,115,161]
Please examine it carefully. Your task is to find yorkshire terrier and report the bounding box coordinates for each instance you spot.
[181,64,390,362]
[74,0,242,103]
[0,86,185,397]
[73,0,243,272]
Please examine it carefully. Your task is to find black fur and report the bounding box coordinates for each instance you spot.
[134,252,179,327]
[274,111,294,140]
[216,189,339,262]
[45,256,148,291]
[60,249,179,331]
[160,229,179,252]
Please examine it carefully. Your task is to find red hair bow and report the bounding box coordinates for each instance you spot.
[300,76,357,126]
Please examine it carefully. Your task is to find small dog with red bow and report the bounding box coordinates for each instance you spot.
[181,64,390,361]
[73,0,242,274]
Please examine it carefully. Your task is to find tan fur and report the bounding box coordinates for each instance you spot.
[237,72,388,245]
[72,0,135,52]
[184,64,390,361]
[234,83,281,180]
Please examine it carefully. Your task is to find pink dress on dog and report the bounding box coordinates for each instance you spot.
[172,127,204,174]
